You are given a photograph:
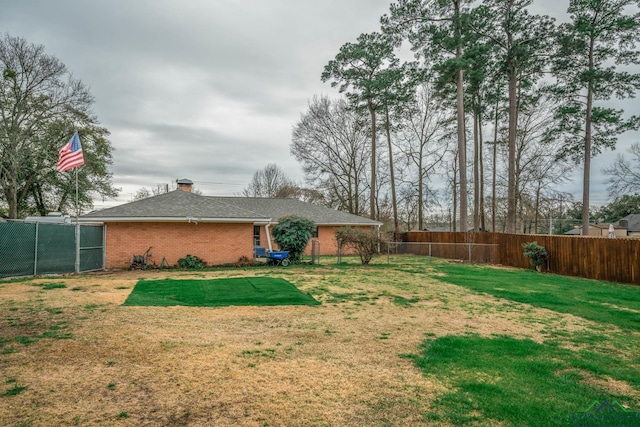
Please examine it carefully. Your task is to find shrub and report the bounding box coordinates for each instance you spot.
[335,227,380,264]
[177,254,206,269]
[235,256,253,267]
[522,241,548,272]
[271,216,315,264]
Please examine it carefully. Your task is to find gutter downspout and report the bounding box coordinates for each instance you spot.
[377,224,381,254]
[265,221,273,252]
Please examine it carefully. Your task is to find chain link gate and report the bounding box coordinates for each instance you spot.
[0,221,105,278]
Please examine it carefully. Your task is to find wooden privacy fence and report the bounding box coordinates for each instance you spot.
[397,231,640,286]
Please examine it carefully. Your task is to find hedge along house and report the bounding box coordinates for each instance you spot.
[80,179,382,268]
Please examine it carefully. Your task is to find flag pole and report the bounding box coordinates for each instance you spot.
[74,137,80,273]
[57,130,84,273]
[75,167,79,223]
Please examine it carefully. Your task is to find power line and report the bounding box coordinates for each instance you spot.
[191,180,244,187]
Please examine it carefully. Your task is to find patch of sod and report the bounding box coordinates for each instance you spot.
[123,277,320,307]
[431,263,640,331]
[405,334,639,426]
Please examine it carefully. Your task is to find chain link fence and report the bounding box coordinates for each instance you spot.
[0,221,104,278]
[387,241,500,264]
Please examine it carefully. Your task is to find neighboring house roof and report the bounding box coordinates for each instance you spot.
[81,190,269,223]
[590,223,626,230]
[80,191,382,226]
[617,214,640,232]
[423,226,452,232]
[563,224,626,235]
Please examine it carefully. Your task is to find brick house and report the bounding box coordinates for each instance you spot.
[80,179,381,268]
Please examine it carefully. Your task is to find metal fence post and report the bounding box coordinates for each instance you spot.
[34,223,39,276]
[75,223,80,273]
[103,224,107,270]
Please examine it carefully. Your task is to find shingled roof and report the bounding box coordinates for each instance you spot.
[81,191,381,226]
[212,197,381,226]
[81,190,268,222]
[618,213,640,232]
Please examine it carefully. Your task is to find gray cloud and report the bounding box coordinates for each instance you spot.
[1,0,638,210]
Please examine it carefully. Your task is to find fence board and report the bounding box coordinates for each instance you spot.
[398,232,640,285]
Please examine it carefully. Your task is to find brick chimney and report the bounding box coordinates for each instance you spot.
[176,178,193,192]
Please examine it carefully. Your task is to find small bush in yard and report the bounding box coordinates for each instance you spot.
[272,216,315,264]
[177,254,206,269]
[522,241,548,272]
[235,256,254,267]
[335,227,380,264]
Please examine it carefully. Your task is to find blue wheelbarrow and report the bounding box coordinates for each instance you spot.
[267,250,290,266]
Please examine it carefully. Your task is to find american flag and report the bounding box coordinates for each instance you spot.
[56,131,85,172]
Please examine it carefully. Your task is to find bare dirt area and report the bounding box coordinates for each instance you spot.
[0,261,602,426]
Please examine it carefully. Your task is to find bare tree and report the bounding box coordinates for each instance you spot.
[385,0,471,232]
[0,34,117,218]
[242,163,294,198]
[322,32,398,220]
[132,188,151,201]
[132,183,170,201]
[395,83,450,230]
[604,143,640,199]
[275,185,325,205]
[511,95,570,231]
[291,96,370,215]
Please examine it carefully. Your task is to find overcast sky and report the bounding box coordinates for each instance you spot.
[1,0,637,209]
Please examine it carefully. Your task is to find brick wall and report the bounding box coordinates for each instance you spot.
[105,222,253,268]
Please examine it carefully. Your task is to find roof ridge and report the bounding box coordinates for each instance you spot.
[203,195,267,218]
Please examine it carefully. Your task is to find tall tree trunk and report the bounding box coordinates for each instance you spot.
[456,68,467,232]
[4,159,19,219]
[473,96,480,231]
[32,183,47,216]
[506,65,517,233]
[347,174,354,214]
[582,37,595,236]
[452,149,458,232]
[354,171,359,215]
[368,102,377,220]
[418,145,424,230]
[534,183,541,233]
[454,0,468,232]
[492,97,499,232]
[479,101,486,232]
[8,186,18,219]
[385,107,399,232]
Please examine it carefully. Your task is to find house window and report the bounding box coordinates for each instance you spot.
[254,225,261,246]
[311,226,319,238]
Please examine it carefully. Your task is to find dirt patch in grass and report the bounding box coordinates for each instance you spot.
[0,260,636,426]
[582,375,639,399]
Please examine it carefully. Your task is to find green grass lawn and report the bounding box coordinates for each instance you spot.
[2,256,640,426]
[398,259,640,426]
[431,262,640,331]
[404,334,639,426]
[123,276,320,307]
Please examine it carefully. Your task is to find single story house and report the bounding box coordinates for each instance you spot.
[617,214,640,237]
[80,179,382,268]
[585,223,628,237]
[564,223,628,237]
